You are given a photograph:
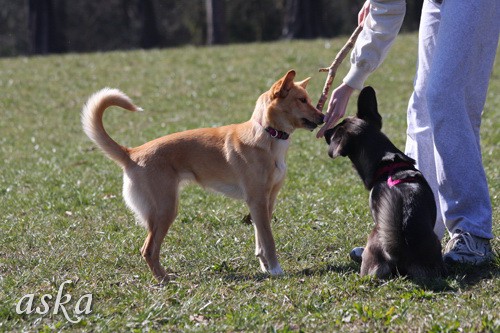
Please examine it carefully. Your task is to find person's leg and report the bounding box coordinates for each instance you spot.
[405,0,445,239]
[426,0,497,239]
[425,0,498,263]
[350,0,444,264]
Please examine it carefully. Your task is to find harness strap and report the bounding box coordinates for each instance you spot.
[371,161,419,188]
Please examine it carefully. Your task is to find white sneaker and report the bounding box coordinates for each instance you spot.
[443,230,494,265]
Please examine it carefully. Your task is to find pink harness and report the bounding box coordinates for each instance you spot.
[372,161,419,188]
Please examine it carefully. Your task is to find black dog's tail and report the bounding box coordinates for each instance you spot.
[375,187,445,279]
[373,190,405,261]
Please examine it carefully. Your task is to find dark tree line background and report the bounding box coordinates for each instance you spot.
[0,0,423,57]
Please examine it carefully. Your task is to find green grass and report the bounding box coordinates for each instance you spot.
[0,34,498,332]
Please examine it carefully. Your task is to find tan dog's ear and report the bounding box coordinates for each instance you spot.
[272,70,296,99]
[297,77,311,89]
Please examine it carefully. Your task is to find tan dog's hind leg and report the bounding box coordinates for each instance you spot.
[141,229,167,281]
[132,178,179,282]
[141,212,174,282]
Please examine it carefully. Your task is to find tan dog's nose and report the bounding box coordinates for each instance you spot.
[319,114,325,124]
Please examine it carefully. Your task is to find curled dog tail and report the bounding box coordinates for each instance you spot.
[81,88,143,167]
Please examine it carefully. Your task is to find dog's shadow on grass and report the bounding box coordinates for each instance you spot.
[406,262,499,292]
[442,262,500,288]
[226,261,498,293]
[295,261,500,293]
[290,262,499,293]
[293,262,359,277]
[195,258,498,292]
[214,263,358,284]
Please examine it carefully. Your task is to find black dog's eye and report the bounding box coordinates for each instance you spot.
[299,97,307,103]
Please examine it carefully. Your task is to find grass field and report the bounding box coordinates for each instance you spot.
[0,34,498,332]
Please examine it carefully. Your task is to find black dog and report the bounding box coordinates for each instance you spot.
[324,87,444,279]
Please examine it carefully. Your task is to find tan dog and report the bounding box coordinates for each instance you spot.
[82,70,324,282]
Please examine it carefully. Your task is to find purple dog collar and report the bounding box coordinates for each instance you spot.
[254,119,290,140]
[264,126,289,140]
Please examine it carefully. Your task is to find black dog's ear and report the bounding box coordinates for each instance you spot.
[357,86,382,130]
[327,126,350,158]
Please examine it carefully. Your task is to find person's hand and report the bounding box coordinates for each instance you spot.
[358,1,370,26]
[316,83,354,138]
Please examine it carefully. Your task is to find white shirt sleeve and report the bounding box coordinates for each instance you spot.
[343,0,406,90]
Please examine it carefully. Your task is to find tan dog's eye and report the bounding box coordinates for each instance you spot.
[299,97,307,103]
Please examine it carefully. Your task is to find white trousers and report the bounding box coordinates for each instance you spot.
[405,0,499,239]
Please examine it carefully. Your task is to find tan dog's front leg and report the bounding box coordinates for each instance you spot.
[248,199,283,275]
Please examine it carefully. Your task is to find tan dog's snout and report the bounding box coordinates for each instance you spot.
[315,112,325,125]
[301,107,325,130]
